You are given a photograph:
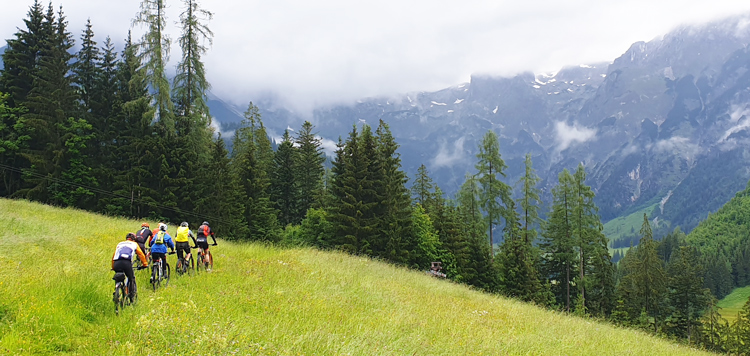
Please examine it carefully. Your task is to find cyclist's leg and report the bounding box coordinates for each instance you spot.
[113,260,135,298]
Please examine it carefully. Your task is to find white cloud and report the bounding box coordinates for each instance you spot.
[319,137,338,158]
[209,119,233,139]
[431,136,467,168]
[554,121,597,151]
[3,1,750,112]
[654,136,702,159]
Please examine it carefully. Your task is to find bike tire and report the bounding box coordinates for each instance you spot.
[207,251,213,271]
[151,264,159,292]
[196,253,204,274]
[114,282,124,315]
[176,258,184,276]
[164,263,171,287]
[187,255,195,277]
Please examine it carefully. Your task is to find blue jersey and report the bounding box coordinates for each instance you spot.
[149,231,175,254]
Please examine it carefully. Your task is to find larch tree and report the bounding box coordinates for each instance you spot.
[294,121,325,221]
[475,130,512,260]
[132,0,173,131]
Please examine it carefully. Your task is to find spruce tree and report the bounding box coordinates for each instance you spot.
[375,120,413,265]
[194,134,248,239]
[22,5,97,207]
[231,102,279,241]
[540,169,576,311]
[73,19,101,114]
[271,129,299,227]
[294,121,325,221]
[411,164,435,209]
[665,246,708,341]
[456,174,497,291]
[0,0,46,107]
[0,93,29,197]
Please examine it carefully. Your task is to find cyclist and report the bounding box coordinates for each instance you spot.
[193,221,217,270]
[174,222,194,270]
[149,223,175,278]
[112,233,148,298]
[135,223,153,257]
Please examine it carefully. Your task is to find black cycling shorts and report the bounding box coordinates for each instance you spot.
[176,242,190,260]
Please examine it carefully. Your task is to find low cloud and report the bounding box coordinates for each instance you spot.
[654,136,702,159]
[431,136,467,168]
[210,119,234,139]
[320,137,338,158]
[554,121,597,151]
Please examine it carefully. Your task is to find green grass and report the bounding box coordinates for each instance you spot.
[603,203,659,243]
[0,198,712,355]
[717,286,750,323]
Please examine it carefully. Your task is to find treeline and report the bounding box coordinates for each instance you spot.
[1,1,748,354]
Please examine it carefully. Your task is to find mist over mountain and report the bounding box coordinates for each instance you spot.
[206,14,750,238]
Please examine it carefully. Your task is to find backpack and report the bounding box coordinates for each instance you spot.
[154,231,166,245]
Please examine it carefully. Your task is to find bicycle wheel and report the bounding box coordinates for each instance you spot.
[164,263,171,287]
[196,253,204,274]
[187,255,195,277]
[176,258,184,276]
[207,251,213,271]
[151,264,159,291]
[114,282,124,315]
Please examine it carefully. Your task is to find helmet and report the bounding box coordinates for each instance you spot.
[126,232,136,240]
[202,221,209,227]
[181,221,188,227]
[160,224,167,232]
[141,222,150,228]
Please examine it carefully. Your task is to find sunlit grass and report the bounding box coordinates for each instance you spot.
[717,286,750,324]
[0,198,712,355]
[603,203,659,243]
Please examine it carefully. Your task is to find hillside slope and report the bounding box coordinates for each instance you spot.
[0,199,710,355]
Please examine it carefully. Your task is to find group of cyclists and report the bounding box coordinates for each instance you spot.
[111,220,218,298]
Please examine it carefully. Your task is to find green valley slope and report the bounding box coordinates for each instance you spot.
[0,199,710,355]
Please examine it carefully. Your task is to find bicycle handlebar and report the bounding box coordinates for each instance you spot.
[137,265,148,270]
[168,251,176,255]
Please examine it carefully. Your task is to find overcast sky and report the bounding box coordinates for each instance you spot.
[3,0,750,112]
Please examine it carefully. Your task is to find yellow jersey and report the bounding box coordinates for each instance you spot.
[175,226,191,243]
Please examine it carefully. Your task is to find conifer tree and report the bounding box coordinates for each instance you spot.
[456,174,497,291]
[172,0,213,121]
[194,134,248,239]
[0,93,28,197]
[475,130,512,260]
[665,246,708,341]
[375,120,413,265]
[271,129,299,227]
[231,102,279,241]
[294,121,325,220]
[617,214,667,328]
[0,0,46,107]
[540,169,576,311]
[411,164,435,209]
[73,19,101,114]
[22,4,97,207]
[133,0,173,130]
[105,34,159,217]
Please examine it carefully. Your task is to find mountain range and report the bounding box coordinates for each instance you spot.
[206,14,750,242]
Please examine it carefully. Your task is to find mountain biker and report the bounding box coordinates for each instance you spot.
[175,222,194,269]
[193,221,217,270]
[112,233,148,298]
[149,224,175,278]
[135,222,153,257]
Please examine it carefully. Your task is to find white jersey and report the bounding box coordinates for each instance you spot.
[113,240,141,262]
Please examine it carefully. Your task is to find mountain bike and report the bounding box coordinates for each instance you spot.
[176,247,195,277]
[194,243,217,273]
[113,266,146,315]
[150,252,175,291]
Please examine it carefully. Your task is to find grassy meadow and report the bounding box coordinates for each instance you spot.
[717,286,750,323]
[0,198,713,355]
[603,203,659,243]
